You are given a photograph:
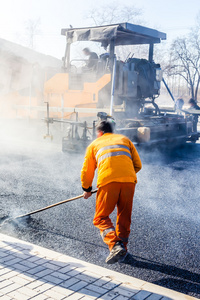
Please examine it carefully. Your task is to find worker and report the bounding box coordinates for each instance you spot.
[81,120,142,264]
[188,98,200,110]
[188,98,200,132]
[83,47,98,70]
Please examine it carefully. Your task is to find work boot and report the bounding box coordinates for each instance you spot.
[105,241,126,264]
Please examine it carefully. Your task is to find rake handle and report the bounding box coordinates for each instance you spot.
[13,189,98,220]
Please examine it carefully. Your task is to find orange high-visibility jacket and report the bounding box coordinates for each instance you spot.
[81,133,142,190]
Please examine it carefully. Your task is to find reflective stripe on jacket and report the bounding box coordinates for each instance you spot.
[81,133,142,190]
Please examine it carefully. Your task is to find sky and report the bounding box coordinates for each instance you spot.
[0,0,199,59]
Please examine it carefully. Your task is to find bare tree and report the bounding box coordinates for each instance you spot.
[25,18,41,50]
[84,2,145,61]
[86,2,143,26]
[167,14,200,101]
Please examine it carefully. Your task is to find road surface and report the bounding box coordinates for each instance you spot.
[0,124,199,298]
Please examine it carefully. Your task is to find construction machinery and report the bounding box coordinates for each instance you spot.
[38,23,200,149]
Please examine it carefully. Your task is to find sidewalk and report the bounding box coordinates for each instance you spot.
[0,233,197,300]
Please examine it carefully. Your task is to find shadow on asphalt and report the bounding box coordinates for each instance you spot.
[122,253,200,297]
[0,240,171,299]
[5,220,200,298]
[2,218,106,250]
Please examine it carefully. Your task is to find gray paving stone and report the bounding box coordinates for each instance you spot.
[19,260,38,269]
[146,293,163,300]
[102,280,120,290]
[8,244,22,250]
[132,290,152,300]
[0,247,8,252]
[27,255,42,263]
[43,262,61,271]
[0,251,9,257]
[92,277,110,287]
[20,249,32,255]
[114,295,129,299]
[50,271,70,281]
[11,263,30,272]
[26,265,46,275]
[50,260,70,268]
[4,257,22,266]
[33,257,47,265]
[113,286,139,297]
[43,274,64,285]
[33,268,53,278]
[14,243,31,251]
[0,254,16,262]
[70,280,89,291]
[75,273,97,283]
[2,246,13,251]
[86,283,108,294]
[78,287,101,298]
[14,252,31,260]
[98,290,119,300]
[60,277,80,288]
[67,269,83,277]
[0,234,192,300]
[58,265,75,274]
[81,297,97,300]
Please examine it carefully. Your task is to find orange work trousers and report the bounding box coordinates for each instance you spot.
[93,182,135,251]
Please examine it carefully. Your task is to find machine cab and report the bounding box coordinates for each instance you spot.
[60,23,166,114]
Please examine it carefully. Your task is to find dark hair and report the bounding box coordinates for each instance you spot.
[189,98,196,105]
[96,120,113,133]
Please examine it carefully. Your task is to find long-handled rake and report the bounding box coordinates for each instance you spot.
[0,189,98,227]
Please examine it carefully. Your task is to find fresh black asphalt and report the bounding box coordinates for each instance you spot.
[0,126,199,298]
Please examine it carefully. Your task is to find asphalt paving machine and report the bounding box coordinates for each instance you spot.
[43,23,200,150]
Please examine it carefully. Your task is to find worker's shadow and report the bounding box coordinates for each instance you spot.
[1,235,199,298]
[0,240,106,297]
[0,240,86,294]
[11,218,200,297]
[121,253,200,296]
[0,240,172,299]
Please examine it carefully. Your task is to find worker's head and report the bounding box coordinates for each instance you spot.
[83,48,90,56]
[189,98,196,107]
[96,120,113,138]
